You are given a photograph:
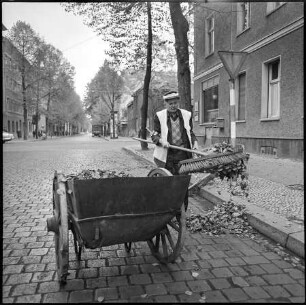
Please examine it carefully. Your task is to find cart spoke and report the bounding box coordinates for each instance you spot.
[165,226,175,250]
[154,234,160,251]
[161,233,168,257]
[168,219,179,232]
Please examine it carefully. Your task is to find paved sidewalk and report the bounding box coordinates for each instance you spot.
[123,143,304,259]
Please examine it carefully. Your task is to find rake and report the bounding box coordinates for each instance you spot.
[132,137,249,177]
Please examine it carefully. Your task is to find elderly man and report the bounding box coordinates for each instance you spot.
[151,91,198,209]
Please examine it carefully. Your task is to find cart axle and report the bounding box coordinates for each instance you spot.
[47,216,59,234]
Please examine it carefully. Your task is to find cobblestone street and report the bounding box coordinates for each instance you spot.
[3,135,305,303]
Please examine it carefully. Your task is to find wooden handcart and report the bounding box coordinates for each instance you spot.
[47,169,191,284]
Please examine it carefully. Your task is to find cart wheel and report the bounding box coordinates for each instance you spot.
[71,227,82,261]
[147,167,173,177]
[146,168,186,263]
[53,174,69,284]
[124,242,132,252]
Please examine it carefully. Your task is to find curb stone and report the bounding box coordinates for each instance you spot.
[123,146,305,259]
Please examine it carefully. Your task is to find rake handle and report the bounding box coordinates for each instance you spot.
[132,137,209,157]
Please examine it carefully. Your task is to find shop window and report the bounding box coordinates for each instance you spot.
[237,2,250,34]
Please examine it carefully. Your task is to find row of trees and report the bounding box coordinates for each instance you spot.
[84,60,124,138]
[5,21,88,140]
[63,2,194,149]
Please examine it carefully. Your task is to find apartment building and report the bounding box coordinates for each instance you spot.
[2,30,35,138]
[193,2,304,160]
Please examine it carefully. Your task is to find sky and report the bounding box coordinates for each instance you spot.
[2,2,109,101]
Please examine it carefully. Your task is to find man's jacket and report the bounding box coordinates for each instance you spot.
[152,108,197,163]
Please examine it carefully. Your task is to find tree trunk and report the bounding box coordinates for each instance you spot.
[140,1,152,150]
[22,68,28,140]
[45,92,51,139]
[35,112,39,139]
[169,2,192,112]
[35,87,39,139]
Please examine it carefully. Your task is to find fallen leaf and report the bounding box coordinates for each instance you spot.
[199,299,206,303]
[97,296,104,302]
[141,294,148,298]
[152,263,159,266]
[185,291,193,296]
[192,272,199,278]
[199,295,206,303]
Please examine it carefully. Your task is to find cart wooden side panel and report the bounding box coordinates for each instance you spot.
[66,176,190,249]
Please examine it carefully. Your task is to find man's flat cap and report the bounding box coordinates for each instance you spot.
[163,91,179,101]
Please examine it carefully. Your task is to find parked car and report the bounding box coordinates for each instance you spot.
[3,131,14,143]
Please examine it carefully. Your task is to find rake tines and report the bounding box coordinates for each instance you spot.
[178,152,250,175]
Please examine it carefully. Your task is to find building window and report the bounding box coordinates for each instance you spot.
[268,60,280,118]
[202,86,219,123]
[237,72,246,121]
[267,2,285,14]
[8,121,11,133]
[12,121,15,133]
[237,2,250,34]
[4,53,12,68]
[205,15,214,56]
[261,58,280,119]
[201,76,219,124]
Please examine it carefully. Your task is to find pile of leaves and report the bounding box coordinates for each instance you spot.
[65,169,132,180]
[195,142,249,180]
[186,199,257,238]
[223,174,250,197]
[210,141,235,153]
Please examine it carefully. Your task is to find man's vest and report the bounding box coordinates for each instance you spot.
[153,109,192,163]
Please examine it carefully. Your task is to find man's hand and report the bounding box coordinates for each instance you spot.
[192,141,199,150]
[159,139,170,148]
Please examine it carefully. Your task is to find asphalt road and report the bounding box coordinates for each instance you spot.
[3,134,305,303]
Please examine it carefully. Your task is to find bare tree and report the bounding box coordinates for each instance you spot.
[85,60,124,138]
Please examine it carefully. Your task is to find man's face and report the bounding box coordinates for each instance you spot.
[165,98,179,113]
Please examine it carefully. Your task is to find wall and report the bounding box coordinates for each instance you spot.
[193,2,304,160]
